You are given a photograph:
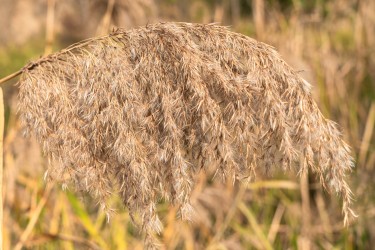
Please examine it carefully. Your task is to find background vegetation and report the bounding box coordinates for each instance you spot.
[0,0,374,249]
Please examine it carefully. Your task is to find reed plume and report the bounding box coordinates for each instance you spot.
[17,22,355,238]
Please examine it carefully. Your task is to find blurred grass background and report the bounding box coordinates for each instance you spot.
[0,0,374,249]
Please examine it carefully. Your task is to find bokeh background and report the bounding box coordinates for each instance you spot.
[1,0,374,249]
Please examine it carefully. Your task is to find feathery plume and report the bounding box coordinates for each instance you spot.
[17,22,355,237]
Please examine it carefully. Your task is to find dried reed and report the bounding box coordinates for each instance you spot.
[16,22,355,239]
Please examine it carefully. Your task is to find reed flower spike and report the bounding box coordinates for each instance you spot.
[16,22,355,238]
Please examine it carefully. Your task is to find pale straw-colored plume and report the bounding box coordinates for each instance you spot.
[17,22,355,240]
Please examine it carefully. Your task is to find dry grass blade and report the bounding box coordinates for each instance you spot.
[359,103,375,167]
[16,22,355,240]
[267,203,285,244]
[14,184,53,250]
[238,202,273,250]
[26,233,101,250]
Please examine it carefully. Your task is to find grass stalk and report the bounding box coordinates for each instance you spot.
[0,70,22,85]
[14,185,53,250]
[0,88,4,250]
[238,202,273,250]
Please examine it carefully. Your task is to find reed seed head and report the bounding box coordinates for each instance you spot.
[17,22,355,235]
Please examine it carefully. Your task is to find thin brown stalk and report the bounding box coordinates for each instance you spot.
[230,0,240,25]
[26,233,101,250]
[0,34,110,86]
[315,191,333,240]
[0,70,22,85]
[252,0,265,39]
[14,184,53,250]
[267,203,285,244]
[44,0,56,55]
[358,102,375,167]
[209,184,246,246]
[0,87,4,250]
[300,170,312,250]
[97,0,116,36]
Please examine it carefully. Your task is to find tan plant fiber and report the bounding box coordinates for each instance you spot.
[17,22,355,237]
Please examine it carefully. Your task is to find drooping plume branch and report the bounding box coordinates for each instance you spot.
[11,23,354,239]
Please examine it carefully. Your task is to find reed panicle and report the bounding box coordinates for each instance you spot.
[17,22,355,237]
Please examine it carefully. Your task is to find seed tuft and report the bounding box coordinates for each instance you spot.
[17,22,355,236]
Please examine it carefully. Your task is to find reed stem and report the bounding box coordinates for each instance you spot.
[0,87,4,249]
[0,70,22,85]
